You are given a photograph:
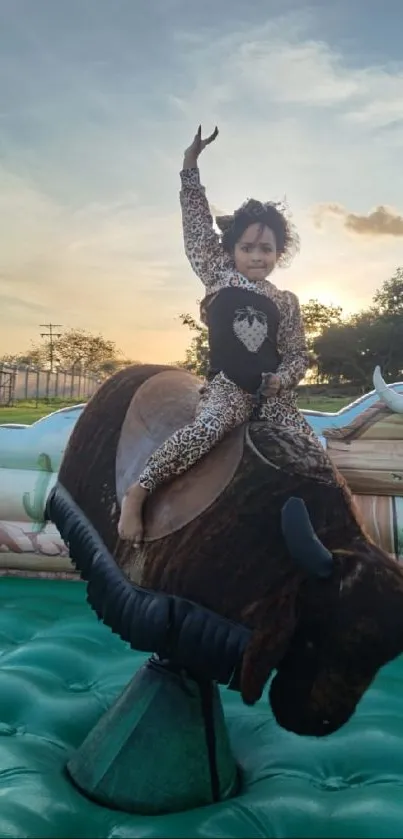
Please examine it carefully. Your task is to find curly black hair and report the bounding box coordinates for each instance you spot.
[216,198,300,267]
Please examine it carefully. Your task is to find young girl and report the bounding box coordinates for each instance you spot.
[119,126,317,543]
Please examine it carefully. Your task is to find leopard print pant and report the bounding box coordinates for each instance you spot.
[138,372,324,493]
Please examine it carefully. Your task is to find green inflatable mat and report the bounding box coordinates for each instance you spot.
[1,577,403,839]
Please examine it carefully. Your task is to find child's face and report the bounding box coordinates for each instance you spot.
[233,223,277,282]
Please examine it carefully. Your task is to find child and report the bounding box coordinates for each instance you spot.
[119,126,314,543]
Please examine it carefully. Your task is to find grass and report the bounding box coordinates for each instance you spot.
[0,395,355,425]
[0,399,82,425]
[297,395,354,412]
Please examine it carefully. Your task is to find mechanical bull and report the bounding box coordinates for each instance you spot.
[47,363,403,739]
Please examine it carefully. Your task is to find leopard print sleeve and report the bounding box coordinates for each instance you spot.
[180,167,225,289]
[276,291,310,391]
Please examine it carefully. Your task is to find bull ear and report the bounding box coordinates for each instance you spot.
[240,587,298,705]
[268,633,374,736]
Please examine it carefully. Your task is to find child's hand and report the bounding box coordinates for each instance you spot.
[183,125,219,167]
[260,373,281,397]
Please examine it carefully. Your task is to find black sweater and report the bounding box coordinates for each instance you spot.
[204,287,281,394]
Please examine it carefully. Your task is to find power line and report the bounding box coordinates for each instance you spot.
[40,323,63,371]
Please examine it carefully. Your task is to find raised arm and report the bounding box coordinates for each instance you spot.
[180,126,222,289]
[276,291,310,391]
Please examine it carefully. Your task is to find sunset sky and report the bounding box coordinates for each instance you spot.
[1,0,402,364]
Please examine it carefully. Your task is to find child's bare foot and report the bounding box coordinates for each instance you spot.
[118,483,149,543]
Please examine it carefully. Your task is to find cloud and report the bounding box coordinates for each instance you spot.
[174,14,403,130]
[313,203,403,237]
[167,17,403,229]
[0,161,199,366]
[1,5,403,363]
[0,292,50,316]
[0,164,185,301]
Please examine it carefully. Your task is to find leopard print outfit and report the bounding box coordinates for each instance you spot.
[139,167,324,493]
[139,371,321,492]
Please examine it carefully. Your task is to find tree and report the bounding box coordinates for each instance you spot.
[349,310,403,383]
[314,293,403,388]
[300,299,344,344]
[300,299,344,380]
[313,322,373,388]
[372,268,403,318]
[0,347,44,367]
[179,313,209,378]
[0,329,136,379]
[43,329,119,374]
[301,275,403,387]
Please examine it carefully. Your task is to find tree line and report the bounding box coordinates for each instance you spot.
[0,329,136,379]
[180,268,403,390]
[1,268,402,389]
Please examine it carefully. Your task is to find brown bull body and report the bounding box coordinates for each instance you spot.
[59,364,403,737]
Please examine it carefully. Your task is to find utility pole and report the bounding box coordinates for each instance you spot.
[40,323,62,371]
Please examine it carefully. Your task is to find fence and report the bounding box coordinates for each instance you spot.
[0,364,100,405]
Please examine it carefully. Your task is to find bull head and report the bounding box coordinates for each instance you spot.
[268,496,403,737]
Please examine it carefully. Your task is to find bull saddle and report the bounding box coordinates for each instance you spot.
[115,370,245,541]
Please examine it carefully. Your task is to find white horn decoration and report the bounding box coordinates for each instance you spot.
[373,365,403,414]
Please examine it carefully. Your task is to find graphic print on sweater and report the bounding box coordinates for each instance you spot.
[233,306,268,353]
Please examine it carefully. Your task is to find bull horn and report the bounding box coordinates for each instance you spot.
[373,365,403,414]
[281,497,333,578]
